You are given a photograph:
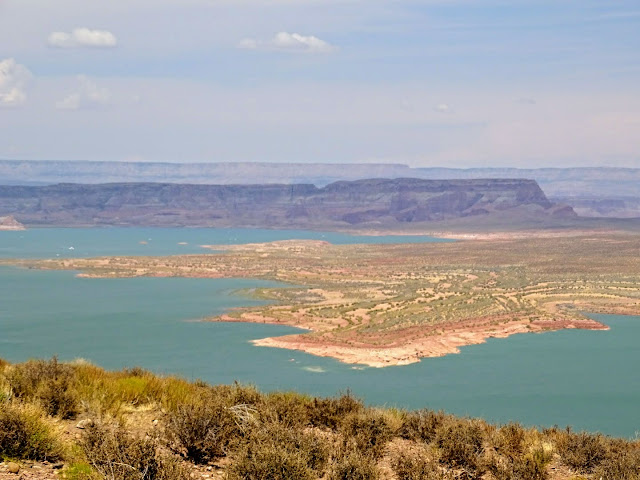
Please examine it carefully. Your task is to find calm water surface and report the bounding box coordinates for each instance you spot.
[1,228,638,437]
[0,227,449,259]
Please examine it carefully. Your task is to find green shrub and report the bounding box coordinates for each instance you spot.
[340,412,392,459]
[63,462,98,480]
[328,450,380,480]
[435,419,486,479]
[5,357,79,419]
[158,376,203,411]
[0,403,62,461]
[309,391,363,430]
[111,376,155,405]
[81,422,187,480]
[557,430,609,474]
[164,393,238,463]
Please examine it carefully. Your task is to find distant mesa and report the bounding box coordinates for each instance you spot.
[2,160,639,218]
[0,178,575,229]
[0,215,25,230]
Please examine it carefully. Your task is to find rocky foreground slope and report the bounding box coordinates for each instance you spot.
[1,358,639,480]
[0,178,573,228]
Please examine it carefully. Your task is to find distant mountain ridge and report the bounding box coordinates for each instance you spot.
[0,178,573,228]
[1,160,638,217]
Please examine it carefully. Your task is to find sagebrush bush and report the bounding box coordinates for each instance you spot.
[593,439,640,480]
[400,409,448,443]
[328,449,380,480]
[226,441,316,480]
[81,422,187,480]
[435,419,486,478]
[520,446,553,479]
[340,411,392,459]
[226,423,331,480]
[493,422,526,459]
[391,451,453,480]
[261,391,311,428]
[5,357,79,419]
[557,430,609,474]
[211,382,262,407]
[164,392,238,463]
[0,403,62,461]
[487,445,551,480]
[309,391,363,430]
[246,422,331,474]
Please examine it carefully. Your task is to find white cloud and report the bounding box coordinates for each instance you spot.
[272,32,334,52]
[48,28,117,48]
[434,103,451,113]
[56,76,111,110]
[237,38,259,50]
[238,32,336,53]
[0,58,32,107]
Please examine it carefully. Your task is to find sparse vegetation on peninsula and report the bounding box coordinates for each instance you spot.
[4,232,639,367]
[1,358,640,480]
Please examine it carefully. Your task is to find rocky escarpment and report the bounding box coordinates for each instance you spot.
[0,178,574,228]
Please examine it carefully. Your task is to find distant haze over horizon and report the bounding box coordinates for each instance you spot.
[1,1,639,168]
[1,158,637,169]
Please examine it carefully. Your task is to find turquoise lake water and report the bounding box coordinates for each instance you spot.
[0,227,450,259]
[0,228,638,437]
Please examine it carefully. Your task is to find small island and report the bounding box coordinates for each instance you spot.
[0,215,25,231]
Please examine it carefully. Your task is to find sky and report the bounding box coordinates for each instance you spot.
[0,0,639,168]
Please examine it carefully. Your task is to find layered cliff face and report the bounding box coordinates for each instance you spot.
[0,178,573,227]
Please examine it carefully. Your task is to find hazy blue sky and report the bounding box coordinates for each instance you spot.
[1,0,639,167]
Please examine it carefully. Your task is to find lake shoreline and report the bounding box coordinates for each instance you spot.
[214,312,609,368]
[4,230,638,368]
[2,227,640,436]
